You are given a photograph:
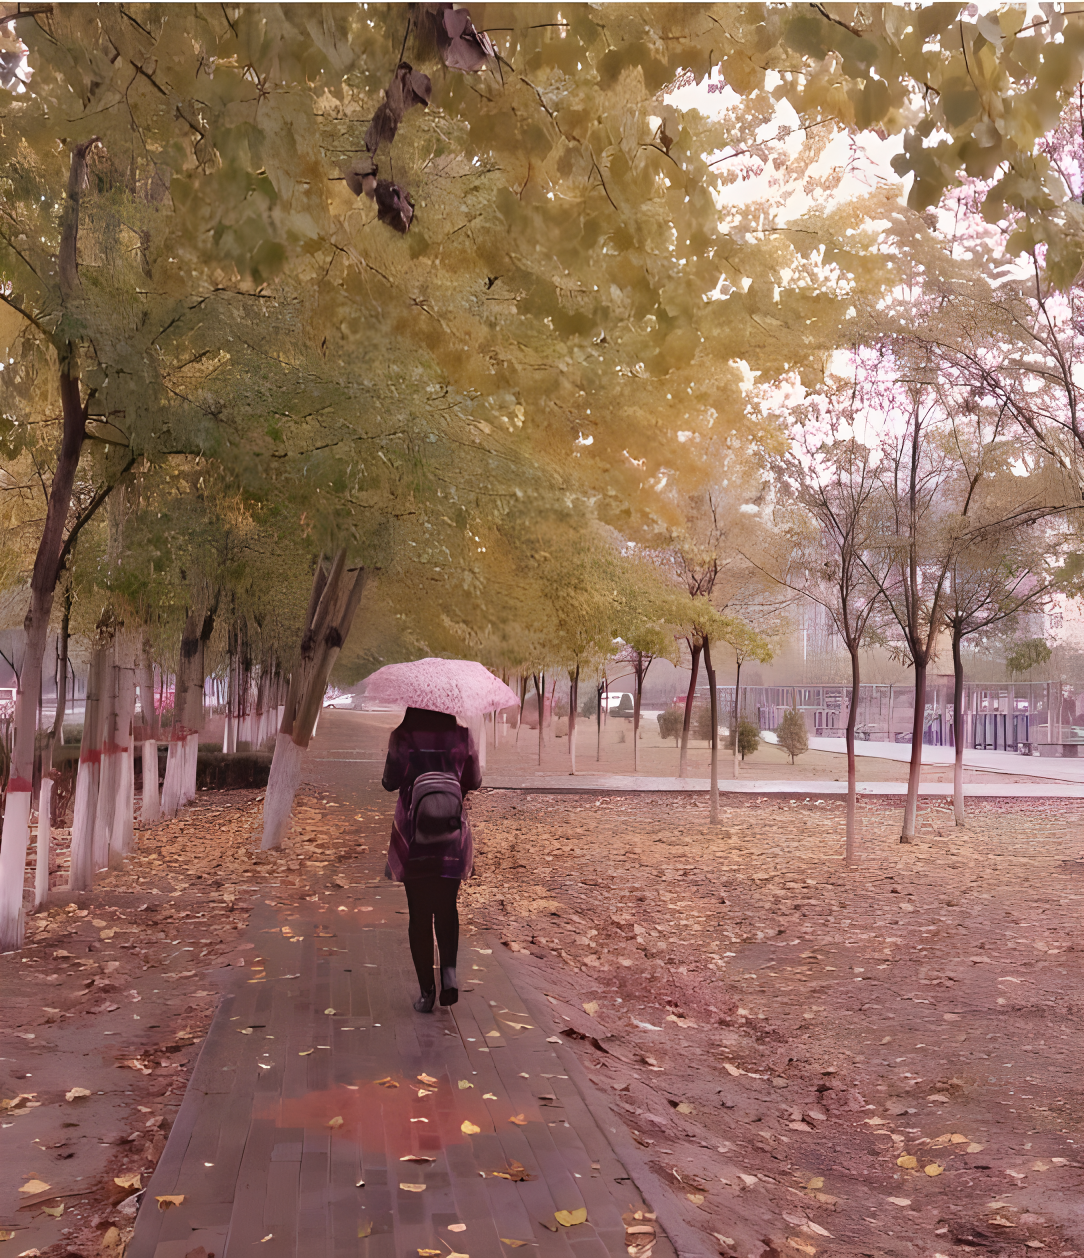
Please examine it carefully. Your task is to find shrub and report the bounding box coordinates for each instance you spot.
[580,689,599,718]
[693,701,715,741]
[726,718,761,759]
[657,705,684,745]
[775,707,809,764]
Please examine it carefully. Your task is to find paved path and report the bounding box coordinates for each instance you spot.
[480,772,1084,797]
[129,715,688,1258]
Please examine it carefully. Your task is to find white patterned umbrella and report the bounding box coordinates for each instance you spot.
[363,658,518,717]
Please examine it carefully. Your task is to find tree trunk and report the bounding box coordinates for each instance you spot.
[704,635,719,824]
[568,664,579,775]
[137,644,159,823]
[161,612,199,819]
[262,557,367,849]
[69,635,108,893]
[93,635,121,873]
[732,654,743,779]
[0,139,97,951]
[34,779,53,909]
[952,627,965,827]
[596,680,604,761]
[108,639,137,862]
[845,645,860,863]
[222,624,236,753]
[901,660,927,842]
[678,639,701,779]
[533,672,544,767]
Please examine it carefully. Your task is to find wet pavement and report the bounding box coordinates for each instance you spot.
[128,712,674,1258]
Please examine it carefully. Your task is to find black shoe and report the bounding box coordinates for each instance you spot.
[439,966,458,1006]
[414,988,436,1013]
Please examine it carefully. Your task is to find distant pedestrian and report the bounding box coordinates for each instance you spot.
[382,707,482,1011]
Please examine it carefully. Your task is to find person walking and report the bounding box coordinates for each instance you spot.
[382,706,482,1011]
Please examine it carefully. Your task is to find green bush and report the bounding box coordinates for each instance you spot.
[693,701,715,741]
[657,705,684,745]
[726,718,761,759]
[580,690,599,718]
[775,707,809,764]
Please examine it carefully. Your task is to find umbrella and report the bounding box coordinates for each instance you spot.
[363,658,519,717]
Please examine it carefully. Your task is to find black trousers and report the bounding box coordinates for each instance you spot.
[404,877,460,991]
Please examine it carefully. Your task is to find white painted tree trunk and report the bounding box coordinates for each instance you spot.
[161,737,185,818]
[261,732,303,849]
[182,731,199,803]
[140,740,159,823]
[34,778,53,910]
[110,740,134,861]
[0,789,32,947]
[68,756,100,892]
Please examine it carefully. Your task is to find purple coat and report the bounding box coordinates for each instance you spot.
[382,708,482,881]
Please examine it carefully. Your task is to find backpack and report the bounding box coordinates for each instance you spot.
[408,770,464,853]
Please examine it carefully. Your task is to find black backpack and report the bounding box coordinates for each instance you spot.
[408,770,464,852]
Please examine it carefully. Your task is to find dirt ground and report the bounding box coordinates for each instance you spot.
[463,791,1084,1258]
[0,786,360,1258]
[485,714,1061,788]
[3,768,1081,1258]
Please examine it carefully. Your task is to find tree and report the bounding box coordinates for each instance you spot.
[781,433,890,861]
[776,707,808,766]
[1007,638,1053,679]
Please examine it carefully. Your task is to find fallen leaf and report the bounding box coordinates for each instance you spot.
[259,1235,273,1243]
[298,1050,314,1057]
[787,1239,817,1256]
[400,1155,436,1163]
[897,1156,917,1169]
[737,1174,759,1188]
[685,1193,704,1205]
[324,1008,336,1015]
[583,1001,599,1016]
[924,1164,943,1177]
[418,1074,438,1085]
[545,1036,561,1044]
[400,1183,426,1192]
[461,1121,481,1135]
[65,1087,91,1102]
[458,1080,474,1089]
[418,1250,442,1255]
[805,1223,832,1238]
[448,1224,467,1232]
[949,1134,969,1144]
[18,1181,50,1196]
[114,1174,141,1189]
[989,1217,1016,1227]
[554,1209,588,1228]
[376,1077,399,1088]
[40,1206,63,1219]
[675,1102,694,1115]
[806,1177,824,1191]
[501,1241,533,1248]
[0,1231,13,1242]
[328,1117,344,1129]
[508,1114,528,1126]
[722,1063,741,1076]
[491,1161,534,1183]
[886,1197,911,1207]
[156,1195,184,1210]
[483,1092,498,1100]
[967,1143,985,1153]
[357,1222,372,1239]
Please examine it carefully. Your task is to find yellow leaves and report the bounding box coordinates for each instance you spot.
[40,1205,63,1219]
[298,1049,314,1057]
[786,1239,817,1256]
[886,1197,911,1207]
[685,1193,704,1205]
[967,1143,985,1154]
[582,1001,598,1015]
[501,1241,531,1248]
[324,1008,336,1015]
[805,1177,824,1191]
[0,1231,13,1242]
[924,1163,944,1177]
[64,1087,91,1102]
[722,1063,741,1076]
[418,1074,438,1086]
[419,1250,442,1256]
[675,1102,694,1115]
[327,1117,344,1129]
[896,1155,917,1169]
[461,1120,481,1135]
[458,1080,474,1089]
[156,1195,185,1210]
[114,1173,142,1189]
[18,1180,50,1196]
[399,1183,426,1192]
[375,1077,398,1088]
[357,1221,372,1238]
[508,1114,528,1126]
[483,1092,497,1100]
[554,1208,587,1227]
[400,1155,436,1163]
[447,1224,467,1233]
